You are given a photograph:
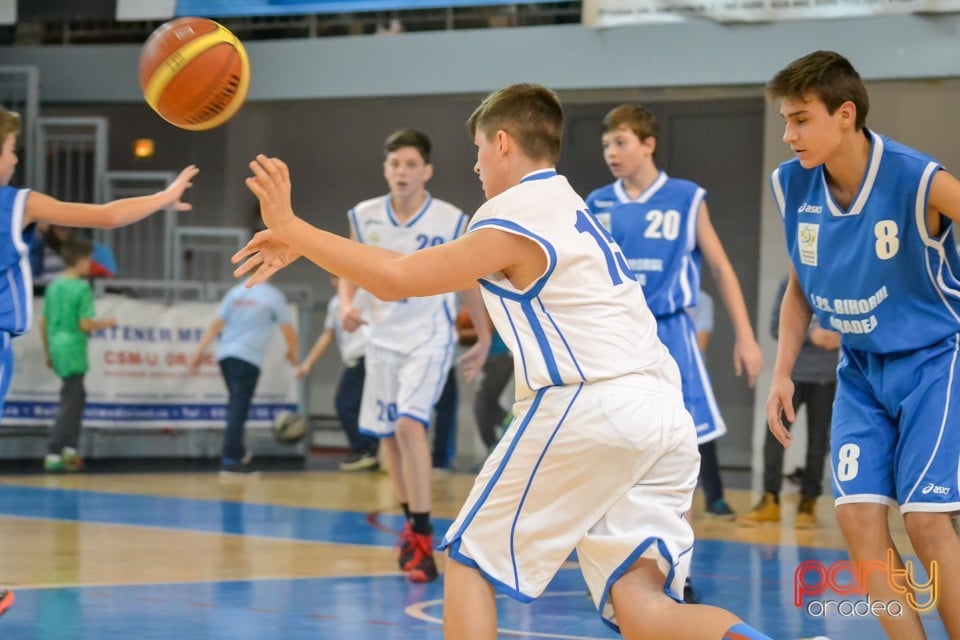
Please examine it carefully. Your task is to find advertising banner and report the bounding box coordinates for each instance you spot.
[5,296,299,428]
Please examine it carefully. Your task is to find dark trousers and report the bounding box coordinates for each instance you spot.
[219,357,261,463]
[698,439,725,505]
[335,358,378,456]
[49,373,85,454]
[473,353,514,449]
[432,368,459,469]
[763,380,835,499]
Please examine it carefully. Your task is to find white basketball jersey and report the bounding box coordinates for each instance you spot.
[468,170,678,400]
[348,194,467,354]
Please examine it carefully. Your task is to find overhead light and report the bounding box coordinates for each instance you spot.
[133,138,155,158]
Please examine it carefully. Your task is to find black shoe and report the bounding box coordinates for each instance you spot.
[683,578,701,604]
[339,452,378,472]
[219,456,258,477]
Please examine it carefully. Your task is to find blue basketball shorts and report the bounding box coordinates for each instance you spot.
[832,333,960,512]
[0,332,12,417]
[656,312,726,444]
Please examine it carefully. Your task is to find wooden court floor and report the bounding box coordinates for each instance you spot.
[0,463,948,639]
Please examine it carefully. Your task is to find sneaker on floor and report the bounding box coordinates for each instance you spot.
[398,522,415,570]
[737,492,781,526]
[404,530,438,583]
[704,498,735,520]
[43,454,65,473]
[683,577,701,604]
[0,589,13,617]
[219,456,259,477]
[61,448,84,472]
[795,496,817,529]
[339,452,378,472]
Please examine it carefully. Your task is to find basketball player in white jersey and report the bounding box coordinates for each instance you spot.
[768,51,960,639]
[236,84,772,640]
[338,129,490,583]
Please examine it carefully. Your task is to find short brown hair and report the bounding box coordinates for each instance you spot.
[0,107,22,147]
[766,50,869,130]
[60,238,93,267]
[467,83,562,164]
[602,104,659,143]
[384,128,431,163]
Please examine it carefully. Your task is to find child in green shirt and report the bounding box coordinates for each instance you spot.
[39,239,116,472]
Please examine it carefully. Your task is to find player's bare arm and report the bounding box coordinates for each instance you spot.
[696,202,764,385]
[337,240,366,333]
[927,169,960,233]
[238,155,546,299]
[766,267,813,447]
[458,287,492,383]
[24,165,198,228]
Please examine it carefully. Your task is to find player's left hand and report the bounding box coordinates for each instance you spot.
[163,165,199,212]
[458,339,490,383]
[733,338,764,387]
[232,229,301,286]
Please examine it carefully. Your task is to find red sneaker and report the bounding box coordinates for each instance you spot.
[398,522,414,570]
[0,589,15,617]
[404,531,438,583]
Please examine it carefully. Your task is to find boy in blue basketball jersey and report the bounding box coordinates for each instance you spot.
[586,105,764,520]
[236,84,772,640]
[767,50,960,638]
[0,106,197,618]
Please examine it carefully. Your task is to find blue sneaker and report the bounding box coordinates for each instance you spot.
[705,499,735,520]
[219,452,258,477]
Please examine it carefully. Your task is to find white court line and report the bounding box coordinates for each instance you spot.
[405,591,613,640]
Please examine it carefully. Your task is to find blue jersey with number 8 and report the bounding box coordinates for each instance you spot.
[772,131,960,353]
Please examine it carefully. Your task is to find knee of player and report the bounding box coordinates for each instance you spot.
[835,503,887,538]
[903,511,958,554]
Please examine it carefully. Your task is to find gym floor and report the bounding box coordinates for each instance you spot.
[0,457,946,639]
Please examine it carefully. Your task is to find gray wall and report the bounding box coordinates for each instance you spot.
[5,15,960,468]
[5,15,960,101]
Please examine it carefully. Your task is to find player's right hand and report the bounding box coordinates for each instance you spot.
[339,305,366,333]
[188,351,203,375]
[232,229,301,286]
[766,374,795,448]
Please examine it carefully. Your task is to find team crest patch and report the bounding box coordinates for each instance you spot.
[798,222,818,266]
[595,212,611,232]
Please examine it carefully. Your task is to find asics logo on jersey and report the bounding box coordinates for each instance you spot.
[798,203,823,214]
[592,200,615,208]
[921,483,949,496]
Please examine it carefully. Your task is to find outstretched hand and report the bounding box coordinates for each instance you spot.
[232,229,301,286]
[245,154,296,230]
[164,165,200,211]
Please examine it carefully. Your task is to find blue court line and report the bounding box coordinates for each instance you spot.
[0,484,453,546]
